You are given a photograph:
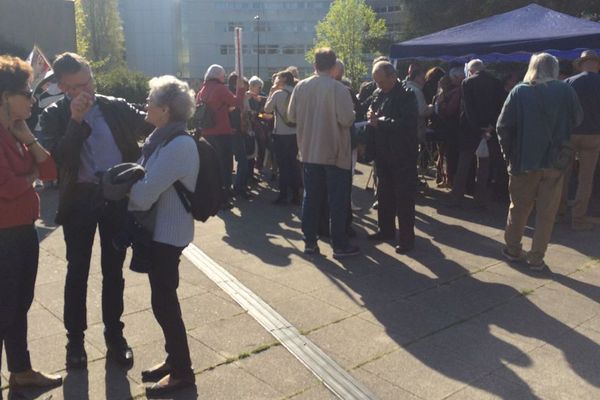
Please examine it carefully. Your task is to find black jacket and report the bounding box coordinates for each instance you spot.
[460,70,505,151]
[40,94,152,224]
[368,81,418,177]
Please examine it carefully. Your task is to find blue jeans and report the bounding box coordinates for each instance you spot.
[302,163,351,249]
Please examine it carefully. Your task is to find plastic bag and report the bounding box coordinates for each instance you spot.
[475,138,489,158]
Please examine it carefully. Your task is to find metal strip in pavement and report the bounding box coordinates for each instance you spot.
[183,244,377,400]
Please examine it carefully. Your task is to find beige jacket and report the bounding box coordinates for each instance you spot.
[287,73,355,170]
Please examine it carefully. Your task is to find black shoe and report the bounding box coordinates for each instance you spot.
[145,375,195,398]
[304,243,320,255]
[106,337,134,367]
[235,190,252,200]
[333,245,361,259]
[367,231,395,241]
[66,341,87,369]
[142,362,171,382]
[395,244,414,254]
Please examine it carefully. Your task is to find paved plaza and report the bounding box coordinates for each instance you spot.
[2,165,600,400]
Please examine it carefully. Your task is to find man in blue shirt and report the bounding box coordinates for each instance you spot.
[563,50,600,231]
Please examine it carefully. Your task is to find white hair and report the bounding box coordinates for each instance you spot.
[248,75,264,89]
[204,64,225,82]
[523,53,559,85]
[467,59,484,73]
[148,75,196,121]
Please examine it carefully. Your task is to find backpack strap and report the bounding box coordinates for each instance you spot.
[164,131,194,213]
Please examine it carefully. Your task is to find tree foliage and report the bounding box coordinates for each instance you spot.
[75,0,125,72]
[95,67,149,105]
[400,0,600,39]
[307,0,386,88]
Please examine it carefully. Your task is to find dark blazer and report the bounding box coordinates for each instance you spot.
[40,94,152,224]
[460,70,505,151]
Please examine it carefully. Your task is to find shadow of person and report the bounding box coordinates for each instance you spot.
[62,368,89,400]
[36,186,59,243]
[104,358,132,400]
[306,233,600,398]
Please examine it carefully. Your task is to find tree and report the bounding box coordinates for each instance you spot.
[307,0,386,88]
[75,0,125,71]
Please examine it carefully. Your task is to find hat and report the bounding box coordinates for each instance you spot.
[575,50,600,67]
[101,163,146,201]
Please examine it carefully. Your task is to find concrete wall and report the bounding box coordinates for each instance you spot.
[0,0,76,59]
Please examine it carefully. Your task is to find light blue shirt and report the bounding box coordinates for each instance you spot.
[77,104,123,183]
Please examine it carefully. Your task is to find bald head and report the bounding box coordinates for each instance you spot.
[372,61,398,93]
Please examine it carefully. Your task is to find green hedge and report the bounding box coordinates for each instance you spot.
[95,67,149,104]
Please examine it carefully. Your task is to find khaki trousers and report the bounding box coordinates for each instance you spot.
[560,134,600,223]
[505,169,564,263]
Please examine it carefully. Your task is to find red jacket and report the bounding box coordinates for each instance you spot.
[0,125,57,229]
[196,79,244,136]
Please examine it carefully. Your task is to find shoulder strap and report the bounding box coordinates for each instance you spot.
[163,130,194,212]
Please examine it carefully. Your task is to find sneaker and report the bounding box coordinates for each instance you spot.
[372,201,379,210]
[501,247,525,262]
[333,245,360,259]
[304,243,320,255]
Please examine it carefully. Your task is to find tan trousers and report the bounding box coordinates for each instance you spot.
[505,169,564,263]
[560,134,600,223]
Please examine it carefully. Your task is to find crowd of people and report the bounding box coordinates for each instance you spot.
[1,45,599,397]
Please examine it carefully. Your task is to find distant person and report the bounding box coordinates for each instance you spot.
[423,66,446,105]
[562,50,600,231]
[367,61,419,254]
[450,59,505,208]
[197,64,245,210]
[404,67,434,145]
[40,52,151,369]
[287,48,358,258]
[127,76,198,397]
[0,55,61,390]
[497,53,583,270]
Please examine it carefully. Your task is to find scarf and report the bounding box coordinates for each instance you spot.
[141,120,187,165]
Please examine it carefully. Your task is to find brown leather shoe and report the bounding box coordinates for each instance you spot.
[9,369,63,388]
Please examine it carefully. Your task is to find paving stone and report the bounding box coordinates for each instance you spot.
[179,292,244,331]
[361,344,485,400]
[307,316,399,369]
[445,373,541,399]
[28,332,104,374]
[285,384,338,400]
[237,346,320,397]
[271,293,351,333]
[220,267,304,305]
[27,307,66,341]
[188,313,274,359]
[351,367,423,400]
[195,362,282,400]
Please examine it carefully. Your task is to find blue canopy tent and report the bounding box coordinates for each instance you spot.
[390,4,600,63]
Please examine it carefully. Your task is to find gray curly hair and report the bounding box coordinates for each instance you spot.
[148,75,196,122]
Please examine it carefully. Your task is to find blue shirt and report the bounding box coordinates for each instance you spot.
[77,104,123,183]
[565,72,600,135]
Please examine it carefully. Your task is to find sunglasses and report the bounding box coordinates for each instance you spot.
[14,88,34,98]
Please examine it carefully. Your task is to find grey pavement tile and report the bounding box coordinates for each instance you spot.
[188,313,274,359]
[195,362,282,400]
[361,343,485,400]
[308,281,368,314]
[269,267,347,294]
[219,267,304,305]
[271,293,351,333]
[307,316,399,369]
[179,292,243,331]
[236,346,320,398]
[485,263,554,291]
[356,298,460,345]
[36,247,68,286]
[445,373,541,400]
[285,385,338,400]
[351,368,423,400]
[27,308,66,341]
[542,247,596,275]
[524,285,600,328]
[28,332,104,374]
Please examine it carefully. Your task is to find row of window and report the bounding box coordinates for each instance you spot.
[224,21,315,33]
[372,5,401,13]
[215,2,330,11]
[220,44,310,56]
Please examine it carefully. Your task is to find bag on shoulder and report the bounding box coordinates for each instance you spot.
[276,89,296,128]
[193,100,215,131]
[166,131,224,222]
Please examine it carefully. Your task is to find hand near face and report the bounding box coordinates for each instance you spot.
[10,120,36,145]
[70,92,94,123]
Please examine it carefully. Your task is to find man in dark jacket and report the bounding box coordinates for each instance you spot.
[367,61,419,253]
[40,53,151,370]
[450,59,505,207]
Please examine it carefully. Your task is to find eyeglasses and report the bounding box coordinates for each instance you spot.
[14,88,34,98]
[62,76,94,91]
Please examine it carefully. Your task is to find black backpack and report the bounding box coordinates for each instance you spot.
[193,85,220,131]
[165,131,224,222]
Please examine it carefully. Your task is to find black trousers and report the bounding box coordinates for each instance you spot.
[148,241,193,381]
[62,185,127,343]
[205,134,234,194]
[272,134,300,199]
[0,224,38,377]
[376,165,416,248]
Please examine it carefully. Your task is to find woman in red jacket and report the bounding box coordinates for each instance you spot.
[0,55,61,389]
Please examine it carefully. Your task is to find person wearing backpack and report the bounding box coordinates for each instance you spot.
[127,76,199,396]
[196,64,245,210]
[264,70,301,205]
